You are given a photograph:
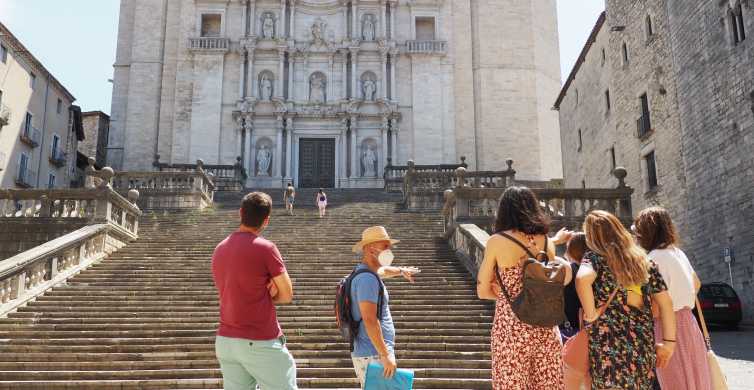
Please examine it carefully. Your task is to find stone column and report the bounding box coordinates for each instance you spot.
[289,1,296,38]
[236,116,245,161]
[390,51,397,102]
[238,48,246,99]
[379,0,386,39]
[350,116,359,177]
[351,49,359,99]
[277,50,286,99]
[341,6,348,38]
[247,49,256,98]
[389,2,396,40]
[381,51,388,100]
[352,2,359,39]
[249,1,257,36]
[280,0,287,38]
[328,55,334,103]
[341,124,348,180]
[244,117,254,174]
[285,118,293,181]
[288,54,295,101]
[381,121,388,173]
[390,120,398,164]
[241,0,248,37]
[275,125,283,177]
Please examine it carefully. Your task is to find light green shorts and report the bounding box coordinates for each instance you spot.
[215,335,297,390]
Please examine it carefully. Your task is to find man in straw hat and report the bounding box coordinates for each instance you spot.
[349,226,420,387]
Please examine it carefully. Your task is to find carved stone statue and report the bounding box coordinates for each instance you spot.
[260,74,273,101]
[363,15,376,41]
[311,19,327,44]
[362,78,377,101]
[362,146,377,177]
[256,145,272,176]
[262,14,275,39]
[310,74,326,103]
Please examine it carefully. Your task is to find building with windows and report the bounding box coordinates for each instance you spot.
[110,0,563,188]
[0,22,84,189]
[556,0,754,319]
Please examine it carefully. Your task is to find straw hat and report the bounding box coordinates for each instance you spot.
[352,226,400,253]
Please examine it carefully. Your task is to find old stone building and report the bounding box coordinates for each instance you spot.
[109,0,563,188]
[557,1,754,319]
[0,22,84,190]
[80,111,110,168]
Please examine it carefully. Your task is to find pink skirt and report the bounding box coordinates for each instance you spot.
[654,308,712,390]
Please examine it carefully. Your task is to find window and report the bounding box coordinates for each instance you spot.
[18,153,29,182]
[610,147,617,170]
[601,48,606,66]
[638,93,652,138]
[605,89,611,112]
[48,173,56,189]
[56,99,62,114]
[51,134,60,157]
[577,129,583,152]
[645,151,658,190]
[0,44,7,63]
[622,43,629,66]
[415,17,436,40]
[731,4,746,44]
[201,14,222,37]
[645,15,654,40]
[24,112,32,134]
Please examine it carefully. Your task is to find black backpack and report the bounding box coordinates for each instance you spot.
[334,268,385,351]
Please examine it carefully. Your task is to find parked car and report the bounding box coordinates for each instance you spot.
[694,282,743,330]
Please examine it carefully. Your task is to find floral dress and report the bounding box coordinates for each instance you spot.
[490,264,564,389]
[583,252,668,390]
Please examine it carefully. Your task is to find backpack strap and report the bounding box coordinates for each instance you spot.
[498,232,538,259]
[494,233,549,306]
[350,268,385,318]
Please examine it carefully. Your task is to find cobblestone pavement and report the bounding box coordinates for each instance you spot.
[711,324,754,390]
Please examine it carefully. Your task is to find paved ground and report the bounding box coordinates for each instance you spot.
[711,324,754,390]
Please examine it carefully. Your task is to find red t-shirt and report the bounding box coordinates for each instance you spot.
[212,231,286,340]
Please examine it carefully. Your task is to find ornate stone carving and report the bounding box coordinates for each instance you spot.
[256,145,272,176]
[259,72,274,101]
[261,12,275,39]
[361,73,378,101]
[309,73,327,103]
[311,18,327,45]
[362,14,376,41]
[362,145,378,177]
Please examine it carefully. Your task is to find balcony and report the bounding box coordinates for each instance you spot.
[406,40,448,56]
[0,103,10,128]
[19,127,41,147]
[15,169,36,188]
[188,37,230,53]
[49,148,67,167]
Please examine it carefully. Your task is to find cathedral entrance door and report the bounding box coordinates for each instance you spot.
[298,138,336,188]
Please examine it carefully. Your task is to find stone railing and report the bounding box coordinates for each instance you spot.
[443,167,634,234]
[188,37,230,52]
[403,159,517,209]
[154,155,245,191]
[445,168,634,278]
[406,40,448,55]
[383,157,467,193]
[0,223,131,316]
[110,161,215,210]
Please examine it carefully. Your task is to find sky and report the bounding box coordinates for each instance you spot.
[0,0,605,115]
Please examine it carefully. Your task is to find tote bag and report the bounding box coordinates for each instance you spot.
[696,298,729,390]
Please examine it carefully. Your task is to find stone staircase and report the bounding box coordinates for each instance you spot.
[0,189,493,389]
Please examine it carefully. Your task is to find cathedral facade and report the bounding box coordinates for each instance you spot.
[109,0,562,188]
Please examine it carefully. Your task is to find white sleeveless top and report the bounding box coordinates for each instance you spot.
[648,246,697,311]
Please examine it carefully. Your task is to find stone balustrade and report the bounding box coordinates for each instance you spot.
[403,159,516,209]
[406,40,448,55]
[0,223,131,316]
[154,155,245,192]
[188,37,230,52]
[109,160,215,210]
[383,157,467,193]
[445,168,634,278]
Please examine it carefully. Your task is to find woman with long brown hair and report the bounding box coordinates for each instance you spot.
[635,207,711,390]
[477,186,572,389]
[576,210,676,389]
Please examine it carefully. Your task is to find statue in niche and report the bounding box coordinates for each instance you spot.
[362,145,377,177]
[311,19,327,44]
[362,15,376,41]
[310,74,326,103]
[256,145,272,176]
[362,77,377,101]
[262,13,275,39]
[259,73,273,101]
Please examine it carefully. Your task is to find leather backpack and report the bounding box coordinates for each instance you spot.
[495,232,567,327]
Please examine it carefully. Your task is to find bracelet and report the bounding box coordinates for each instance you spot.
[663,338,676,343]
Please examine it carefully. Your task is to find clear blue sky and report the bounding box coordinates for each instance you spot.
[0,0,604,114]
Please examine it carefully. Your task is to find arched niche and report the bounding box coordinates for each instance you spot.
[309,72,327,103]
[360,71,378,101]
[360,137,379,177]
[255,137,275,177]
[260,11,277,39]
[258,70,275,101]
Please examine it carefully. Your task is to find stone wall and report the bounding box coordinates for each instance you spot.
[665,0,754,320]
[80,112,110,167]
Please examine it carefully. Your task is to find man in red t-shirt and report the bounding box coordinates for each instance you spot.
[212,192,297,389]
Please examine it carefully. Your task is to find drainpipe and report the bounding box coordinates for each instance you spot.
[36,76,51,188]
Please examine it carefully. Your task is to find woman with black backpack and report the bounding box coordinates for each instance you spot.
[316,188,328,218]
[477,186,572,389]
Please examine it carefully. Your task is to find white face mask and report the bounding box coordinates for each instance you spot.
[377,249,394,267]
